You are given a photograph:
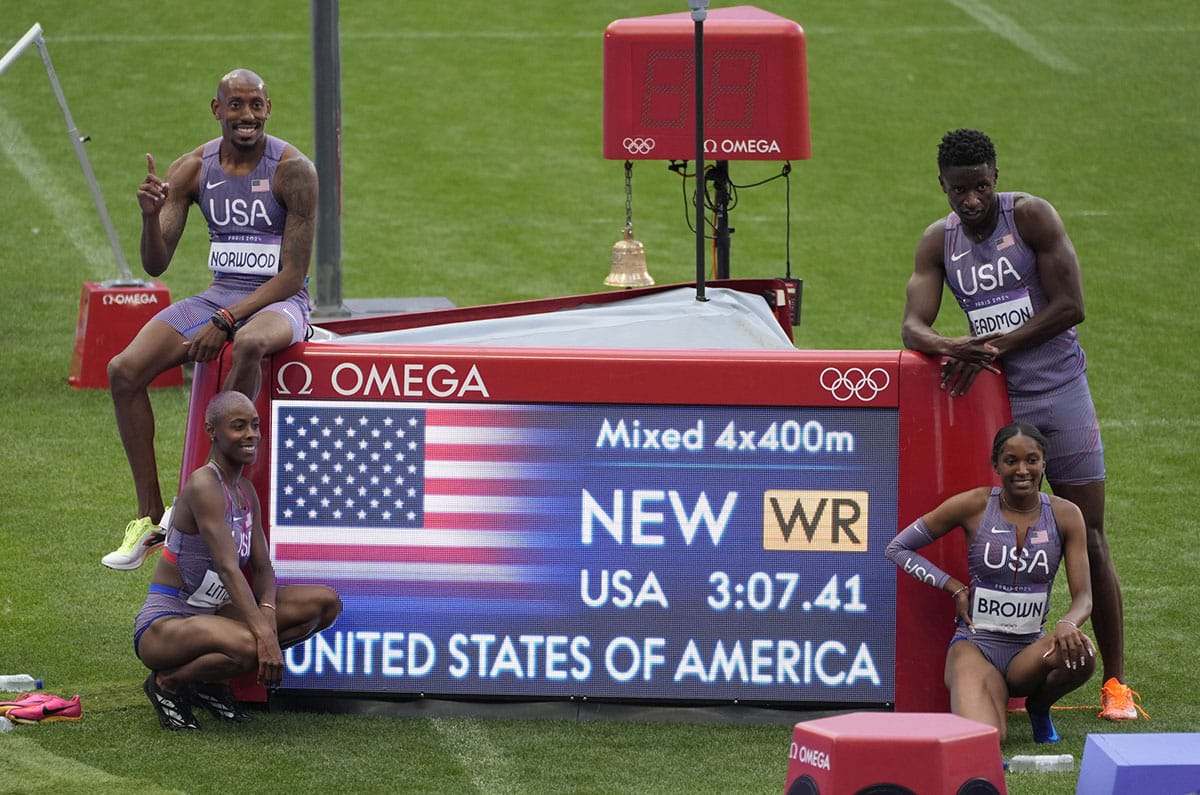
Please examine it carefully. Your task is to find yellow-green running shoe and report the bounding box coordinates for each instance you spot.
[101,516,165,570]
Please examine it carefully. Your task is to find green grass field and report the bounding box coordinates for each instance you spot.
[1,1,1197,793]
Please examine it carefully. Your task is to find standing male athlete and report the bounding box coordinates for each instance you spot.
[900,128,1142,721]
[103,68,317,572]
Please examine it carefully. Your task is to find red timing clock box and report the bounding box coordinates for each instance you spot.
[603,5,810,161]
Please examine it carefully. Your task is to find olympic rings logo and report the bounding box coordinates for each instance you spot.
[622,137,656,155]
[819,367,891,402]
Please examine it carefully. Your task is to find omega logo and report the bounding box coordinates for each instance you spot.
[275,361,314,395]
[274,360,489,399]
[102,293,159,306]
[703,138,782,154]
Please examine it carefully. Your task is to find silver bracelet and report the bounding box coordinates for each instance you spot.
[1056,618,1078,629]
[950,585,968,599]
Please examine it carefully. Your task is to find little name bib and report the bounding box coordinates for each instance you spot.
[208,237,281,276]
[186,568,231,609]
[971,585,1048,634]
[967,289,1034,337]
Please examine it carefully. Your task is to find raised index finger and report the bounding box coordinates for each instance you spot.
[145,153,156,177]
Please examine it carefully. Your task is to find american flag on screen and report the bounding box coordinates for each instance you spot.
[270,400,575,612]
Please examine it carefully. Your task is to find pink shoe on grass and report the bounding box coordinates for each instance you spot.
[0,692,56,716]
[7,694,82,724]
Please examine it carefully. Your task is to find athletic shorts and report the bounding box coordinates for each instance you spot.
[133,583,214,656]
[151,274,310,344]
[1009,371,1106,485]
[949,624,1042,676]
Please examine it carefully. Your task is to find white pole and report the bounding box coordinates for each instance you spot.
[1,23,139,284]
[0,23,42,76]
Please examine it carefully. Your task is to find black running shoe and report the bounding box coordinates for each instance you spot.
[143,673,199,731]
[189,681,251,722]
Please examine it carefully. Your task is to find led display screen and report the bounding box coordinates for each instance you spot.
[271,399,897,705]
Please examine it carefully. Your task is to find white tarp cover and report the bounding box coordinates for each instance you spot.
[308,287,795,350]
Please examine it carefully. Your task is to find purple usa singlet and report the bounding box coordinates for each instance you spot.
[198,134,288,286]
[162,462,254,609]
[965,488,1062,635]
[943,192,1087,397]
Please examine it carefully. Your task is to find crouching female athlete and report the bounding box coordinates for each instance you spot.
[133,390,341,730]
[886,421,1095,743]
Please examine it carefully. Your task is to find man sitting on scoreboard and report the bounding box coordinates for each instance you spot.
[102,67,317,571]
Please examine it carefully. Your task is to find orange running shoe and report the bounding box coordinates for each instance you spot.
[1099,677,1147,721]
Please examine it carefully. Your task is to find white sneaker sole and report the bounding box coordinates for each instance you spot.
[101,532,165,570]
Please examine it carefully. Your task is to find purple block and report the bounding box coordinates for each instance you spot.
[1076,733,1200,795]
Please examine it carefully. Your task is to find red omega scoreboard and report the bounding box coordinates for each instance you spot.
[182,285,1007,713]
[603,5,810,161]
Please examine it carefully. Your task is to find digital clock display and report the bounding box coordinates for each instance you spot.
[271,400,897,705]
[604,6,810,161]
[636,47,761,130]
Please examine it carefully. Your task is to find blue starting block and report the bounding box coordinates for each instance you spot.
[1076,733,1200,795]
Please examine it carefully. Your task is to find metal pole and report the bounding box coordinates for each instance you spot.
[2,23,139,284]
[689,0,709,302]
[311,0,349,317]
[712,160,731,278]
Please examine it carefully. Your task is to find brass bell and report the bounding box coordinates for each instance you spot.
[606,161,653,288]
[605,223,654,288]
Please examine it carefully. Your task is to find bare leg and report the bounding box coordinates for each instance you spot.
[274,585,343,647]
[222,312,295,399]
[157,651,249,692]
[139,587,341,686]
[946,641,1010,742]
[137,614,259,686]
[114,389,163,520]
[1052,480,1123,683]
[1008,636,1096,712]
[108,320,191,521]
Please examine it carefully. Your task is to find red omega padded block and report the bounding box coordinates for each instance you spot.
[68,281,182,389]
[785,712,1006,795]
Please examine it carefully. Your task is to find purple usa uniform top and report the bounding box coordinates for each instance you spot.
[966,488,1063,637]
[198,134,288,287]
[161,462,255,610]
[943,192,1087,397]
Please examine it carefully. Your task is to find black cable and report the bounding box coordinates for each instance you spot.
[672,161,716,238]
[670,161,792,241]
